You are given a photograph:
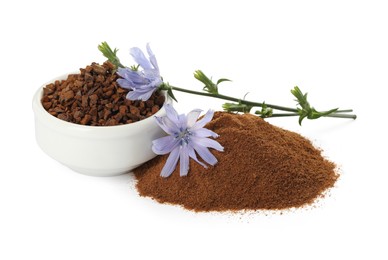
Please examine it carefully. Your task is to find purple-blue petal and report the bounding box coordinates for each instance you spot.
[152,136,179,155]
[117,67,132,79]
[146,43,159,71]
[154,117,175,135]
[117,78,133,90]
[177,114,187,131]
[128,72,148,85]
[187,143,207,168]
[143,69,161,82]
[126,87,156,101]
[161,147,180,177]
[130,47,152,70]
[117,68,148,86]
[147,77,163,89]
[191,136,224,151]
[192,128,219,138]
[186,109,202,128]
[179,144,190,176]
[161,116,179,135]
[192,143,218,166]
[191,109,214,130]
[164,104,179,123]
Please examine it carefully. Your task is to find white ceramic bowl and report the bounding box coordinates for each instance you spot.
[32,73,169,177]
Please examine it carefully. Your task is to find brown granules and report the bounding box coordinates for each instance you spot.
[134,112,338,212]
[41,61,165,126]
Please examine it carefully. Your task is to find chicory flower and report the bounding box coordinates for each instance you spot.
[152,104,224,177]
[117,44,162,101]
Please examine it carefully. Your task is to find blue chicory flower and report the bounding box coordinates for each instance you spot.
[117,44,162,101]
[152,104,224,177]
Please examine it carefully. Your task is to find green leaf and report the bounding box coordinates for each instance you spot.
[291,86,311,111]
[222,102,252,113]
[194,70,219,94]
[256,102,273,118]
[309,107,339,119]
[216,78,232,85]
[159,82,178,102]
[292,86,341,125]
[167,88,178,102]
[130,64,140,71]
[298,109,308,125]
[98,42,124,68]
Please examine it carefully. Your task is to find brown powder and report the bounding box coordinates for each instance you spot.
[134,112,338,212]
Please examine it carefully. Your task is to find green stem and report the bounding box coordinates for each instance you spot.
[170,85,298,113]
[266,113,299,117]
[262,113,357,119]
[170,86,355,115]
[336,109,353,113]
[98,42,357,122]
[169,85,357,120]
[325,113,357,119]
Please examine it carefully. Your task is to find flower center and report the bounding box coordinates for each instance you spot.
[176,128,192,145]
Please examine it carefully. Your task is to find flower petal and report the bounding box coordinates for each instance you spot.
[146,43,159,71]
[177,114,187,131]
[147,77,163,89]
[130,47,152,70]
[152,136,179,155]
[143,69,161,84]
[154,116,178,135]
[161,147,180,177]
[117,68,147,86]
[117,78,133,90]
[191,136,224,151]
[126,87,156,101]
[162,116,179,135]
[192,143,218,165]
[117,67,131,79]
[128,72,148,86]
[191,109,214,130]
[186,109,202,128]
[151,103,223,177]
[187,144,207,168]
[179,144,190,176]
[154,117,172,135]
[164,104,179,122]
[192,128,219,138]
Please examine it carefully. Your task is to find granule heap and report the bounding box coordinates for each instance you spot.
[135,112,338,212]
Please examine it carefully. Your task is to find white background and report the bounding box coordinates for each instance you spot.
[1,0,387,259]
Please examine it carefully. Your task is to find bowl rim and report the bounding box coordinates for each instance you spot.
[32,72,170,135]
